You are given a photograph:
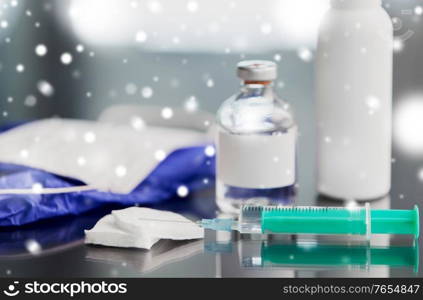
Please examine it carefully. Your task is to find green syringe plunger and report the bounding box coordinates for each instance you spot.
[200,204,420,239]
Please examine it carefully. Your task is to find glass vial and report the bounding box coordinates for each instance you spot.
[216,60,297,214]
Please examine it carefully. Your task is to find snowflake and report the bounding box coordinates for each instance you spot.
[61,52,73,65]
[35,44,48,56]
[177,185,189,197]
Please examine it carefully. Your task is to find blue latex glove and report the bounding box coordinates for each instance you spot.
[0,146,215,227]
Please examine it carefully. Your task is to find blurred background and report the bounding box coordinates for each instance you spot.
[0,0,422,278]
[0,0,422,203]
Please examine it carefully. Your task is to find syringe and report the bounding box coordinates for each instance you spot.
[200,204,420,239]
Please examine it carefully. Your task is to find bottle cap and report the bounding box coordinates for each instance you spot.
[237,60,277,81]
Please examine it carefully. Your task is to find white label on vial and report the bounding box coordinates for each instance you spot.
[217,127,296,189]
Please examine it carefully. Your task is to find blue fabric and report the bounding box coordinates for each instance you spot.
[0,146,215,227]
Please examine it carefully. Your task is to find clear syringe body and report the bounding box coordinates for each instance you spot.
[200,205,420,239]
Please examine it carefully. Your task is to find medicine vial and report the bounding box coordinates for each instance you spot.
[216,61,297,214]
[315,0,393,200]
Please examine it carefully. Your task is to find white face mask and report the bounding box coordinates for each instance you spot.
[0,106,214,194]
[85,207,204,250]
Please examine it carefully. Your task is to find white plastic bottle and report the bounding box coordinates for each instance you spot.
[315,0,393,200]
[216,61,297,214]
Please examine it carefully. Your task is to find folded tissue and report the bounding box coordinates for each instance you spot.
[85,207,204,249]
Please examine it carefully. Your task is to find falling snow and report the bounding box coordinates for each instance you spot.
[35,44,48,56]
[1,0,419,218]
[365,95,381,115]
[177,185,189,197]
[0,20,8,28]
[130,116,145,130]
[392,17,401,30]
[184,96,198,112]
[187,1,198,13]
[37,80,55,97]
[24,95,37,107]
[60,52,73,65]
[206,78,214,88]
[393,38,404,52]
[16,64,24,72]
[72,70,81,79]
[115,165,127,177]
[154,149,166,161]
[277,81,285,89]
[148,0,162,14]
[20,149,29,158]
[346,200,358,209]
[76,44,85,52]
[260,23,272,35]
[25,239,42,254]
[77,156,87,166]
[297,48,313,62]
[161,107,173,119]
[83,131,96,143]
[170,78,180,88]
[141,86,153,98]
[32,183,43,194]
[135,30,147,43]
[172,36,180,44]
[204,145,215,157]
[125,82,138,95]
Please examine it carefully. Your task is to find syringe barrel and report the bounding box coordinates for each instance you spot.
[240,205,419,238]
[258,206,368,235]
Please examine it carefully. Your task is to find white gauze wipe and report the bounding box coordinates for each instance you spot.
[0,118,207,194]
[85,214,160,249]
[85,207,204,249]
[112,207,204,240]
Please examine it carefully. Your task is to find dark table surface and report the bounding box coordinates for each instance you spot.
[0,176,420,278]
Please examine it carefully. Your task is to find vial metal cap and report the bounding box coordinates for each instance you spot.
[236,60,277,81]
